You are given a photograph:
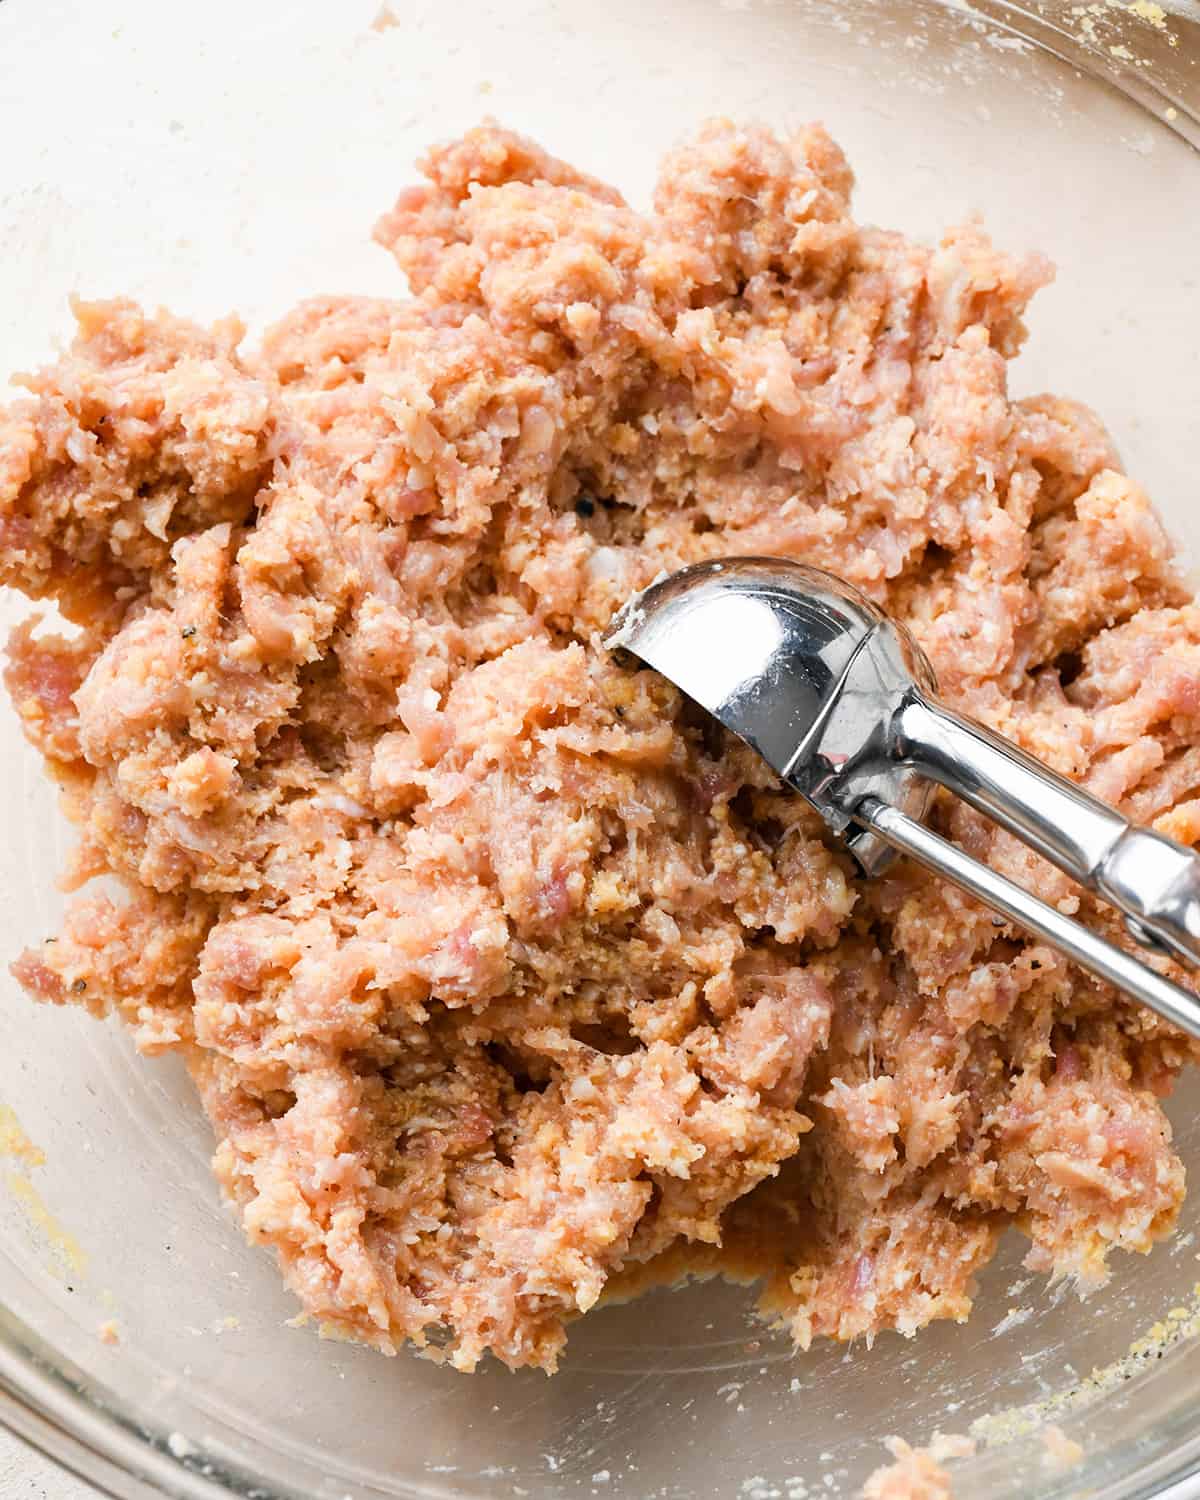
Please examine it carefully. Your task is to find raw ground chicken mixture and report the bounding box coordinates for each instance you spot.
[2,119,1199,1377]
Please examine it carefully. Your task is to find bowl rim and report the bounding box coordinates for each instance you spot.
[8,1293,1200,1500]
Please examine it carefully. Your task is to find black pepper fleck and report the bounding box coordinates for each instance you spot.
[181,625,197,639]
[72,978,88,994]
[573,496,595,518]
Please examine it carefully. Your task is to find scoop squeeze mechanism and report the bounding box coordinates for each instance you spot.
[605,557,1200,1040]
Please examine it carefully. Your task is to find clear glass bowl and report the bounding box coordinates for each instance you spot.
[1,2,1199,1497]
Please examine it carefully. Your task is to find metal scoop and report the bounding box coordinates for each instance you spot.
[605,557,1200,1039]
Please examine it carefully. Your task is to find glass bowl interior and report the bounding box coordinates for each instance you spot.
[0,1,1199,1497]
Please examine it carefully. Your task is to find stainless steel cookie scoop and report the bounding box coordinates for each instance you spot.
[605,556,1200,1039]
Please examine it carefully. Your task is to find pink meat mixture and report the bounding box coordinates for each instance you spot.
[3,120,1199,1373]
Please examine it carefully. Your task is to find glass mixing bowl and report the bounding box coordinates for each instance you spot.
[1,1,1199,1496]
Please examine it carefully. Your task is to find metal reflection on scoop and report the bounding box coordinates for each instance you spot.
[605,558,936,877]
[605,557,1200,1040]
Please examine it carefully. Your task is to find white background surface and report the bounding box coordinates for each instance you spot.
[0,1426,91,1498]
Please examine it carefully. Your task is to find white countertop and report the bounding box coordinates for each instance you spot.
[0,1426,94,1499]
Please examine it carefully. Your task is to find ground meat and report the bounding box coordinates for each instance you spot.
[3,119,1198,1373]
[862,1435,976,1500]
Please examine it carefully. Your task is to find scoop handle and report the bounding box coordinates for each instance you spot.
[858,797,1200,1041]
[895,693,1200,968]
